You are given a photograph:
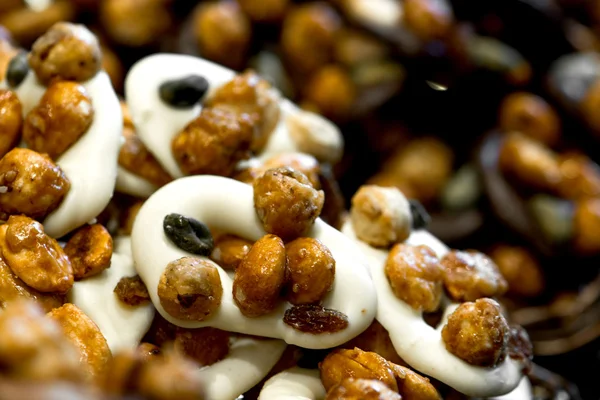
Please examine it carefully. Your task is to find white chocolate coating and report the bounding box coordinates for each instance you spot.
[131,175,377,349]
[341,221,525,397]
[68,237,155,353]
[259,368,326,400]
[116,166,160,198]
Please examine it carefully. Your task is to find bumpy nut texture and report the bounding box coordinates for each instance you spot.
[325,379,402,400]
[344,321,405,366]
[206,70,281,153]
[350,185,412,248]
[114,275,150,306]
[0,148,70,220]
[28,22,102,85]
[285,237,335,305]
[441,298,510,367]
[47,303,111,382]
[137,342,162,361]
[210,234,253,270]
[119,126,172,186]
[391,364,441,400]
[64,224,113,280]
[172,105,253,177]
[253,167,325,240]
[158,257,223,321]
[441,250,508,302]
[233,234,287,317]
[555,153,600,200]
[0,90,22,158]
[262,153,321,188]
[174,327,230,366]
[24,81,94,159]
[319,348,399,392]
[499,92,560,146]
[0,215,73,293]
[489,245,544,298]
[384,244,444,312]
[286,110,343,164]
[304,65,356,120]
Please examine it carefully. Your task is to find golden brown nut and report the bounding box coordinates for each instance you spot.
[210,234,253,270]
[0,148,70,220]
[193,1,251,70]
[47,303,111,382]
[24,81,94,159]
[28,22,101,85]
[172,105,253,177]
[441,298,509,367]
[391,364,441,400]
[0,215,73,293]
[285,110,343,164]
[158,257,223,321]
[325,378,402,400]
[119,200,144,236]
[343,321,404,366]
[64,224,113,280]
[319,348,398,392]
[137,342,162,361]
[0,3,75,47]
[581,78,600,136]
[114,275,150,306]
[489,245,544,298]
[206,70,281,153]
[350,185,412,248]
[233,234,287,317]
[173,327,230,366]
[0,90,22,158]
[0,39,18,80]
[285,237,335,305]
[555,153,600,199]
[120,126,172,186]
[384,244,443,312]
[253,167,324,240]
[101,44,123,92]
[334,29,389,68]
[403,0,453,42]
[238,0,289,22]
[441,250,508,302]
[304,65,356,120]
[262,153,321,188]
[499,92,560,146]
[573,197,600,255]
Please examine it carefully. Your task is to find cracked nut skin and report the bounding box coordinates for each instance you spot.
[325,378,402,399]
[0,89,22,158]
[0,215,73,293]
[232,234,287,317]
[489,245,544,298]
[64,224,113,280]
[508,325,533,374]
[0,148,70,220]
[158,257,223,321]
[442,298,509,367]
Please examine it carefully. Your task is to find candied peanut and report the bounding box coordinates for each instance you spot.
[47,303,111,382]
[158,257,223,321]
[326,378,402,400]
[304,65,356,119]
[262,153,321,188]
[0,379,103,400]
[0,90,22,158]
[206,70,281,153]
[441,298,509,367]
[0,215,73,293]
[573,198,600,255]
[172,105,253,176]
[23,81,94,159]
[173,327,230,366]
[344,321,404,366]
[384,244,444,312]
[350,185,412,248]
[0,39,18,80]
[581,78,600,136]
[286,110,343,164]
[555,153,600,199]
[403,0,453,41]
[64,224,113,280]
[285,237,335,305]
[28,22,101,85]
[193,1,251,70]
[391,364,441,400]
[489,245,544,297]
[238,0,289,22]
[119,126,172,187]
[233,234,286,317]
[0,148,70,220]
[114,275,150,306]
[210,234,253,270]
[499,92,560,146]
[319,348,398,392]
[137,342,162,361]
[253,167,325,240]
[283,304,349,334]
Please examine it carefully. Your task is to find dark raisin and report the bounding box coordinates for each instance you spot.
[159,75,209,108]
[508,325,533,373]
[283,304,349,334]
[6,51,29,88]
[409,199,430,230]
[163,213,214,256]
[114,276,150,306]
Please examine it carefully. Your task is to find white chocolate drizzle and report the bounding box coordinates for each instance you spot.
[116,166,160,199]
[258,368,325,400]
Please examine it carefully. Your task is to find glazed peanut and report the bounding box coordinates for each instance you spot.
[47,303,111,382]
[304,65,356,119]
[119,126,172,187]
[344,321,404,366]
[114,275,150,306]
[391,364,441,400]
[158,257,223,321]
[172,105,253,176]
[0,215,73,293]
[499,92,560,146]
[0,148,70,220]
[489,245,544,297]
[210,234,253,270]
[253,167,324,240]
[555,153,600,199]
[285,237,335,305]
[384,244,444,312]
[64,224,113,280]
[0,90,22,158]
[137,342,161,361]
[441,298,509,367]
[233,234,287,317]
[238,0,289,22]
[28,22,102,84]
[403,0,453,41]
[0,39,18,80]
[573,198,600,255]
[325,378,402,400]
[350,185,412,248]
[173,327,230,366]
[24,81,94,159]
[262,153,321,188]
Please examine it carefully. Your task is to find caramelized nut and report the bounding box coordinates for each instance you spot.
[238,0,289,22]
[137,342,162,361]
[304,65,356,119]
[499,92,560,146]
[325,379,402,400]
[0,39,18,80]
[114,275,150,306]
[210,234,253,270]
[64,224,113,280]
[173,327,230,366]
[391,364,441,400]
[489,245,544,298]
[120,126,172,186]
[573,198,600,255]
[555,153,600,199]
[283,304,349,334]
[0,90,22,158]
[403,0,453,41]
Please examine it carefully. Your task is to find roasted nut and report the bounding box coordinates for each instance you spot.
[158,257,223,321]
[441,298,509,367]
[343,321,404,366]
[325,378,402,400]
[507,325,533,373]
[238,0,289,22]
[253,167,324,240]
[0,148,70,220]
[555,153,600,199]
[286,110,343,164]
[173,327,230,366]
[403,0,453,41]
[64,224,113,280]
[0,3,75,47]
[0,90,21,158]
[319,348,398,392]
[391,364,441,400]
[285,237,335,305]
[304,65,356,119]
[119,126,172,186]
[28,22,101,85]
[581,78,600,136]
[573,198,600,255]
[384,244,444,312]
[262,153,321,188]
[499,92,560,146]
[0,215,73,293]
[137,342,161,361]
[172,105,253,176]
[233,234,286,317]
[47,303,111,382]
[350,185,412,248]
[283,304,349,334]
[489,245,544,298]
[441,250,508,302]
[0,39,19,81]
[114,275,150,306]
[210,234,253,270]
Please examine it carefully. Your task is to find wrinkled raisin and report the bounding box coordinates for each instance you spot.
[283,304,348,334]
